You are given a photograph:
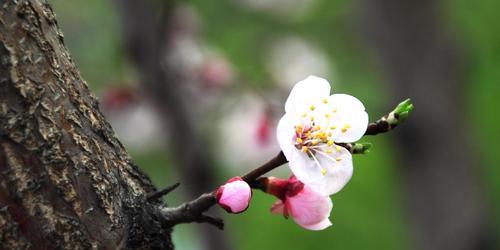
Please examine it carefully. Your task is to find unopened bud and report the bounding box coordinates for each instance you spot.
[216,177,252,214]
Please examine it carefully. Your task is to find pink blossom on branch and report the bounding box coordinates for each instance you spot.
[216,177,252,214]
[262,176,333,230]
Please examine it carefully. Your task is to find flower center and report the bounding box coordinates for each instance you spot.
[294,124,341,157]
[293,103,350,175]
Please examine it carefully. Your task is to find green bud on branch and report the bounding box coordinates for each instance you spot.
[338,142,373,154]
[365,99,413,136]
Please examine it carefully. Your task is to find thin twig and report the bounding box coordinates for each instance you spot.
[364,118,391,135]
[241,151,286,182]
[147,182,180,202]
[365,99,413,135]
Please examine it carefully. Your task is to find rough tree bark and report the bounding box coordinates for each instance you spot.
[0,0,173,249]
[358,0,495,249]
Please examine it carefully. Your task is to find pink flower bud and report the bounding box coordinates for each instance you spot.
[264,176,333,230]
[216,177,252,214]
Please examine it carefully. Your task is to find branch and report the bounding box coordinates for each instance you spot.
[159,152,287,229]
[365,99,413,135]
[160,193,223,229]
[337,143,372,154]
[160,99,412,229]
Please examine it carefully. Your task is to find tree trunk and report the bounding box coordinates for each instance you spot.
[358,0,496,249]
[0,0,172,249]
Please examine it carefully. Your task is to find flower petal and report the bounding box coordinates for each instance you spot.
[271,200,289,218]
[276,113,298,159]
[286,185,333,230]
[329,93,365,111]
[309,146,353,195]
[285,76,331,114]
[288,151,324,186]
[328,94,368,143]
[301,218,333,231]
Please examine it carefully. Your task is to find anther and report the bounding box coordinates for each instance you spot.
[341,124,351,133]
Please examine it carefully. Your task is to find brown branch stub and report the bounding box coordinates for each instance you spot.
[147,182,181,202]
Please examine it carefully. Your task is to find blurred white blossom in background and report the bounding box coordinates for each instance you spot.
[100,86,165,152]
[218,95,281,172]
[267,36,332,90]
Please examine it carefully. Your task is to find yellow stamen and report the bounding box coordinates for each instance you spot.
[302,113,307,118]
[301,146,308,152]
[326,149,333,154]
[325,113,331,119]
[341,124,351,133]
[310,116,315,121]
[330,125,337,130]
[316,132,326,141]
[327,140,334,146]
[296,138,303,144]
[313,125,321,131]
[309,105,316,111]
[336,146,342,152]
[336,157,342,162]
[312,139,319,146]
[321,169,327,176]
[333,108,338,113]
[296,125,303,133]
[322,98,328,104]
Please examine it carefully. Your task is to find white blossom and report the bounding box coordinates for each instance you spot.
[276,76,368,195]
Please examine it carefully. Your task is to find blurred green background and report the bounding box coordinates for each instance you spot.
[51,0,499,249]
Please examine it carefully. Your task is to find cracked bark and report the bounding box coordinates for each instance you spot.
[0,0,173,249]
